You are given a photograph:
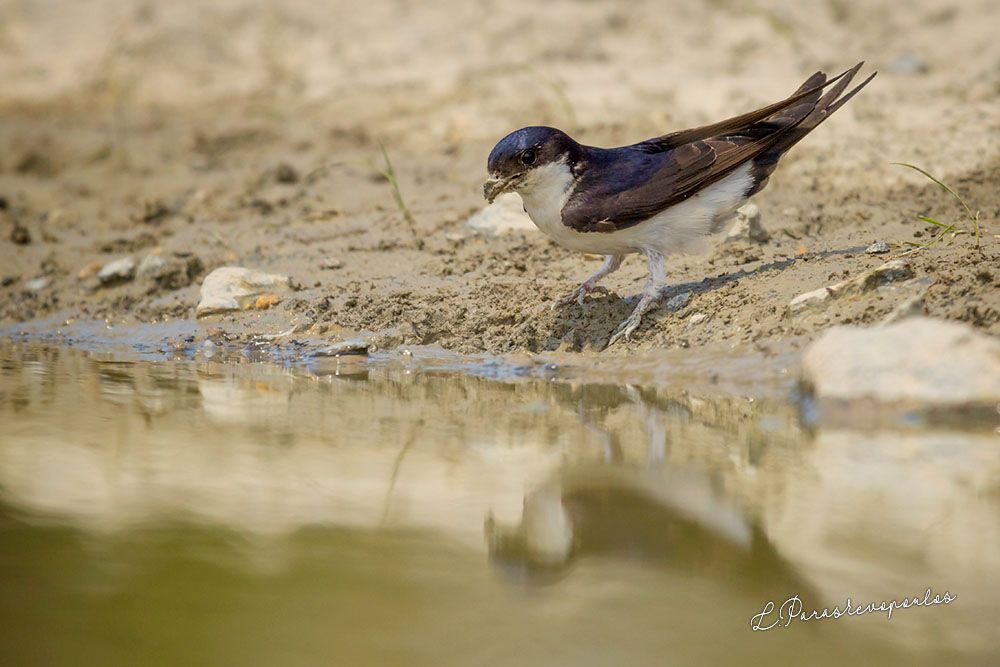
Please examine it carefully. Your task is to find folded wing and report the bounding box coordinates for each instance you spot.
[562,63,875,233]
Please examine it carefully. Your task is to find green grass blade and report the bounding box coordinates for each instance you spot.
[916,215,950,229]
[892,162,976,222]
[376,140,419,242]
[894,162,982,248]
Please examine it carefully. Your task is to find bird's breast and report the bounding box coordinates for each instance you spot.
[517,162,627,254]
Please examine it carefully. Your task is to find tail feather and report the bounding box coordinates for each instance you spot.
[823,71,878,117]
[741,70,827,141]
[747,62,875,194]
[793,71,828,98]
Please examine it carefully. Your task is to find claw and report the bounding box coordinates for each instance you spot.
[552,282,590,309]
[606,249,668,346]
[608,312,642,346]
[552,255,625,312]
[551,290,578,310]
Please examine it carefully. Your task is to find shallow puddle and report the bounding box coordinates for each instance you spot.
[0,339,997,666]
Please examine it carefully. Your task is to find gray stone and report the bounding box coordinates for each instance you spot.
[865,240,891,254]
[666,291,692,312]
[196,266,291,317]
[725,203,769,243]
[97,257,136,285]
[312,338,370,357]
[466,193,536,236]
[802,317,1000,406]
[789,259,914,313]
[137,253,168,277]
[320,258,344,270]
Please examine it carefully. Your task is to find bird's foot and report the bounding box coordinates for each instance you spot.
[607,250,667,346]
[607,291,659,346]
[551,281,603,309]
[608,310,643,346]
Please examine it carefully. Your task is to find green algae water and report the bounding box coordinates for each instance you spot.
[0,339,997,666]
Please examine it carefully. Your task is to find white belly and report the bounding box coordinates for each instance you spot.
[519,161,754,256]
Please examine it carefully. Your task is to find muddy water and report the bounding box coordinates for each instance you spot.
[0,340,997,666]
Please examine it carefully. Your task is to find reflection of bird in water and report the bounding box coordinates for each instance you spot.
[485,465,810,601]
[554,382,685,464]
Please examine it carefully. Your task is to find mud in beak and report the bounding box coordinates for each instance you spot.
[483,174,522,203]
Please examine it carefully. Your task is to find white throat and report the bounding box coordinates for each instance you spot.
[515,161,577,241]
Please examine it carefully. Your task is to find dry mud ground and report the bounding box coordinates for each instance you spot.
[1,0,998,356]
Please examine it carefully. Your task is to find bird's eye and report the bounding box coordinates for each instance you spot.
[520,149,536,166]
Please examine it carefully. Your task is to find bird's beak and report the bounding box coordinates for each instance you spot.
[483,174,521,203]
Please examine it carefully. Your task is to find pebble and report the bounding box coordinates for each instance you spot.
[24,276,50,291]
[137,253,168,277]
[10,223,31,245]
[865,240,890,254]
[196,266,291,317]
[78,261,103,279]
[312,338,370,357]
[725,203,770,243]
[689,312,708,325]
[97,257,136,285]
[253,293,281,310]
[274,163,300,184]
[321,259,345,270]
[789,260,914,313]
[665,291,692,312]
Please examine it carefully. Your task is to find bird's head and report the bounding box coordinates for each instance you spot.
[483,126,582,203]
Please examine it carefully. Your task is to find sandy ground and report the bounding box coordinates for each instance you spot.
[1,0,998,355]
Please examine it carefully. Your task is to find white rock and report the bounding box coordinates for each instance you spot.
[788,286,834,311]
[789,259,913,313]
[865,240,890,254]
[24,276,50,291]
[689,312,708,325]
[802,317,1000,406]
[725,203,769,243]
[98,257,135,285]
[466,193,536,236]
[196,266,290,317]
[137,253,168,277]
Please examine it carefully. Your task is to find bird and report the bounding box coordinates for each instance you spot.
[483,62,876,345]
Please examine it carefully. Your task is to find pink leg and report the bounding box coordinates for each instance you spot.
[608,248,667,345]
[553,254,625,308]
